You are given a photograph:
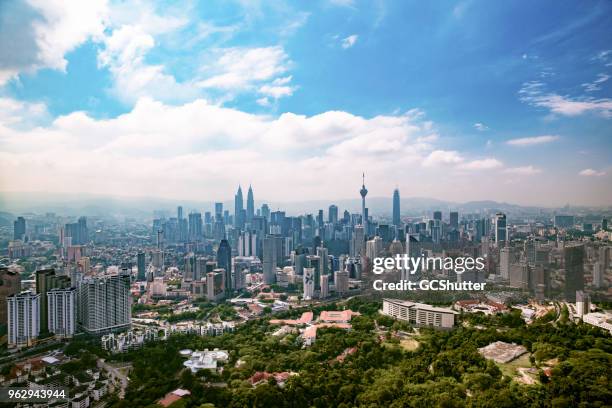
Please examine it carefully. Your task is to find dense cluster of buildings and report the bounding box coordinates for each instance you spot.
[1,177,611,354]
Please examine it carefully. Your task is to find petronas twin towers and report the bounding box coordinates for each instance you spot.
[234,185,255,229]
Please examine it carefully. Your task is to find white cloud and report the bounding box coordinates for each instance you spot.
[341,35,358,49]
[0,99,448,200]
[504,166,541,175]
[422,150,463,167]
[582,73,610,92]
[0,0,108,85]
[473,122,489,131]
[579,168,606,177]
[458,158,503,170]
[506,135,559,146]
[519,81,612,118]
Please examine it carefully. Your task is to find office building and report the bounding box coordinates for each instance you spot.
[247,185,255,223]
[328,205,338,224]
[137,252,146,281]
[7,291,40,348]
[381,299,457,329]
[392,188,401,226]
[494,213,507,245]
[576,290,590,317]
[217,239,232,293]
[48,287,76,338]
[13,216,26,240]
[235,186,244,229]
[564,244,584,302]
[450,211,459,230]
[78,273,131,334]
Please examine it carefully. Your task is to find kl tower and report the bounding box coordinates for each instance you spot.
[360,172,368,231]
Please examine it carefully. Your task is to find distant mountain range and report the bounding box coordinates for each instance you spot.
[0,191,608,219]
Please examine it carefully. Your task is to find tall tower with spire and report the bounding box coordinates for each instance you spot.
[234,185,244,229]
[246,185,255,223]
[360,173,368,230]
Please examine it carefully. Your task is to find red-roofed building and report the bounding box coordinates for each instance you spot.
[158,389,191,407]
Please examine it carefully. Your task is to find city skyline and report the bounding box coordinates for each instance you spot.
[1,1,612,206]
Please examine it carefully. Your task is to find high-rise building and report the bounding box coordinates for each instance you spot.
[433,211,442,221]
[78,273,131,334]
[238,231,257,257]
[360,173,368,230]
[494,213,507,245]
[262,236,277,284]
[554,215,575,229]
[449,211,459,230]
[235,186,244,229]
[36,269,70,333]
[247,185,255,223]
[215,202,223,220]
[328,205,338,224]
[177,206,183,220]
[351,225,365,257]
[303,267,315,299]
[48,287,76,338]
[0,268,21,331]
[261,203,270,221]
[392,189,400,227]
[217,239,232,293]
[7,291,40,348]
[137,252,146,281]
[334,270,349,295]
[13,217,26,240]
[366,236,383,260]
[188,212,203,241]
[564,244,584,302]
[320,274,329,299]
[316,246,329,278]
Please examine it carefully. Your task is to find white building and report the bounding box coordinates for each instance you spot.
[48,287,76,338]
[583,312,612,334]
[381,298,457,329]
[7,291,40,347]
[182,349,229,372]
[303,267,315,300]
[78,274,131,334]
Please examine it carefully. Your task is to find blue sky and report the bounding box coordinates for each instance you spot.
[0,0,611,206]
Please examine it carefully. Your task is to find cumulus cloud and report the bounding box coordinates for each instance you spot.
[422,150,463,167]
[0,0,108,85]
[579,168,606,177]
[506,135,559,146]
[0,99,458,200]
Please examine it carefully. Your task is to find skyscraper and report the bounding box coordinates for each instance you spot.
[433,211,442,221]
[494,212,507,245]
[177,206,183,220]
[137,252,146,281]
[217,239,232,293]
[360,173,368,230]
[392,189,400,227]
[7,291,40,348]
[303,267,315,299]
[328,205,338,224]
[449,211,459,230]
[78,273,131,334]
[188,212,203,241]
[262,236,277,284]
[247,185,255,223]
[564,244,584,302]
[235,185,244,229]
[13,217,26,240]
[36,269,70,333]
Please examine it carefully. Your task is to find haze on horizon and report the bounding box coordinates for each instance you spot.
[0,1,611,207]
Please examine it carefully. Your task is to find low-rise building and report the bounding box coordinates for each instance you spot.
[381,299,457,329]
